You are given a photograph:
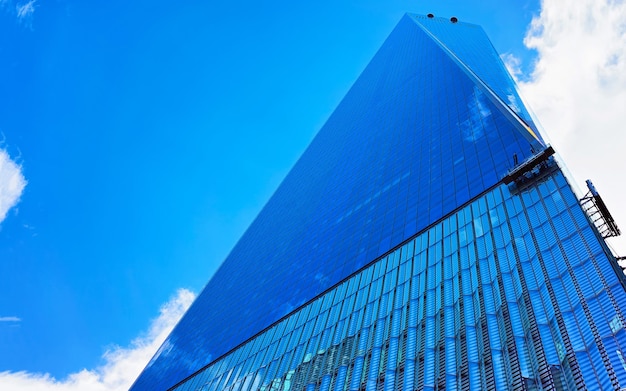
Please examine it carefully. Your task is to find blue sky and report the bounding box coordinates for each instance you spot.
[1,0,625,389]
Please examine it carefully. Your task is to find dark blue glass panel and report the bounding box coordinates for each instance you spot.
[132,14,547,390]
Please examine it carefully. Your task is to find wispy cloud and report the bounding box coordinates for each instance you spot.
[0,289,196,391]
[0,0,36,26]
[513,0,626,255]
[0,316,21,322]
[16,0,35,18]
[0,147,27,225]
[502,52,523,81]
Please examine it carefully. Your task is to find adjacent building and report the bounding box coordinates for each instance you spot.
[131,13,626,390]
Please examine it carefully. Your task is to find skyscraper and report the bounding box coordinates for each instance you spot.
[131,13,626,390]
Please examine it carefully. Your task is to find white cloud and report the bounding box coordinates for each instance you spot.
[502,52,523,81]
[514,0,626,255]
[15,0,35,20]
[0,148,27,225]
[0,316,21,322]
[0,0,36,26]
[0,288,196,391]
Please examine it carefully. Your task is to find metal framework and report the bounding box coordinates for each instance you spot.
[580,180,621,238]
[503,146,557,191]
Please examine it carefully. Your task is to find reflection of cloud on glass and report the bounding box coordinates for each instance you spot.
[502,52,522,80]
[335,171,410,225]
[507,94,521,114]
[315,272,329,287]
[146,340,173,367]
[459,86,492,142]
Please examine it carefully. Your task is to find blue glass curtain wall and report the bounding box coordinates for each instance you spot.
[411,14,540,136]
[170,171,626,391]
[132,14,545,389]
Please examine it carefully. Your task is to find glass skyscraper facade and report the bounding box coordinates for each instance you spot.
[131,14,626,391]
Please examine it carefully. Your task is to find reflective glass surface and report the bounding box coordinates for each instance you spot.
[412,15,540,135]
[131,14,626,390]
[171,172,626,391]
